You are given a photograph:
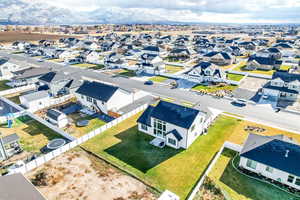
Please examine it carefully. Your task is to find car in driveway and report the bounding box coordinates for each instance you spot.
[144,80,154,85]
[231,99,247,107]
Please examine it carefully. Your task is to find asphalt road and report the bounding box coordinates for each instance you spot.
[1,51,300,133]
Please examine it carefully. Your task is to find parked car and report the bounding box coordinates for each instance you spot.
[232,99,247,107]
[7,161,25,174]
[144,80,154,85]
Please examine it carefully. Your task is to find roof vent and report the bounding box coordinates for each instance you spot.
[285,150,290,158]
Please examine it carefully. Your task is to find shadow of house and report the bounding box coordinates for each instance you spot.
[104,126,182,173]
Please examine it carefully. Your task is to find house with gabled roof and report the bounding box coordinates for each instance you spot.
[239,133,300,190]
[182,61,226,84]
[137,53,165,74]
[137,101,213,149]
[203,51,233,66]
[75,81,141,114]
[245,55,282,71]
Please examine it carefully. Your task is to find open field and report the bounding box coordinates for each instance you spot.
[204,148,300,200]
[0,32,76,43]
[26,148,156,200]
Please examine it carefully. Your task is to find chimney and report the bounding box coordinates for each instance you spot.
[285,150,290,158]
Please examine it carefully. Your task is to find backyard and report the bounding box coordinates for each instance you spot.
[0,115,64,153]
[66,113,106,138]
[0,80,11,91]
[81,114,242,199]
[204,148,300,200]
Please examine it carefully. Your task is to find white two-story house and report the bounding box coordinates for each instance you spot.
[239,133,300,191]
[137,101,210,149]
[262,72,300,101]
[137,53,165,75]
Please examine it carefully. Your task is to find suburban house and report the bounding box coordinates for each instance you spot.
[182,62,226,84]
[256,48,282,60]
[142,46,160,56]
[38,71,82,97]
[11,67,51,87]
[20,91,50,112]
[168,48,190,61]
[137,53,165,74]
[245,56,282,71]
[137,101,212,149]
[239,133,300,191]
[75,81,146,115]
[46,109,69,128]
[0,133,21,161]
[262,72,300,101]
[104,52,127,69]
[0,57,24,80]
[85,51,102,64]
[203,51,233,66]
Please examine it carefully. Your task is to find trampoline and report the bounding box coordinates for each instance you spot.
[76,120,89,127]
[47,138,66,150]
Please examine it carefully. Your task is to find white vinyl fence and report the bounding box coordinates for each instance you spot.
[187,141,242,200]
[11,104,148,175]
[27,94,74,113]
[0,84,36,96]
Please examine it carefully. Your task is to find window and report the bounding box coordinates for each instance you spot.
[153,119,166,138]
[246,159,257,169]
[86,96,93,102]
[287,175,295,183]
[265,166,273,173]
[191,125,195,132]
[295,178,300,186]
[141,124,148,131]
[168,138,176,146]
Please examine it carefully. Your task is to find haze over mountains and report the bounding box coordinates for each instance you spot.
[1,0,300,25]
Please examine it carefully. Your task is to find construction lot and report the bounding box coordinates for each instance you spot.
[26,148,157,200]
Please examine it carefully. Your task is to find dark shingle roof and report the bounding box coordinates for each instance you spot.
[241,134,300,176]
[46,109,63,121]
[248,56,282,66]
[137,101,199,129]
[272,72,300,83]
[137,105,155,127]
[204,51,231,60]
[167,129,183,141]
[75,81,118,102]
[143,46,159,52]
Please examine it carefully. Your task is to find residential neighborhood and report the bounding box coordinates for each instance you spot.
[0,1,300,200]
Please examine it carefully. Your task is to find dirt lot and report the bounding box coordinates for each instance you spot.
[0,32,77,43]
[238,77,268,92]
[26,149,156,200]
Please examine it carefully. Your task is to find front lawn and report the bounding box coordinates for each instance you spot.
[149,76,169,83]
[233,64,275,76]
[192,84,237,93]
[118,69,136,77]
[279,65,291,71]
[81,114,241,199]
[5,93,21,104]
[206,148,300,200]
[226,73,245,82]
[0,80,11,91]
[73,63,97,68]
[165,65,183,74]
[48,58,64,63]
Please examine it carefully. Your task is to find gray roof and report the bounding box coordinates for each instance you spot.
[0,173,46,200]
[14,67,51,80]
[20,91,49,102]
[1,133,20,145]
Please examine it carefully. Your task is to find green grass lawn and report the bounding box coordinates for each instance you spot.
[48,58,64,63]
[279,65,291,71]
[73,63,97,68]
[227,73,245,82]
[165,65,183,74]
[81,114,241,199]
[149,76,169,83]
[0,116,64,153]
[7,95,21,104]
[118,69,136,77]
[0,80,11,91]
[233,64,275,76]
[207,148,300,200]
[192,84,238,93]
[90,64,105,70]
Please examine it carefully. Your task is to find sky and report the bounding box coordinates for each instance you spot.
[40,0,300,23]
[2,0,300,24]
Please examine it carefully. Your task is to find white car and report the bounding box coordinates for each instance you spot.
[7,161,25,174]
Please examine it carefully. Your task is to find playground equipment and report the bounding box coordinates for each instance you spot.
[6,113,14,128]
